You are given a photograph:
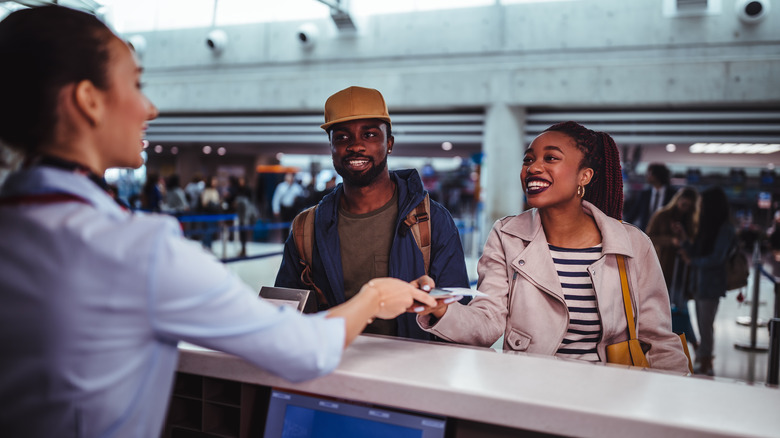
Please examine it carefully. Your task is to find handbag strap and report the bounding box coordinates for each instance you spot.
[616,255,638,341]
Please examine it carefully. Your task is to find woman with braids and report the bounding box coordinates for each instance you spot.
[415,121,690,373]
[0,6,436,436]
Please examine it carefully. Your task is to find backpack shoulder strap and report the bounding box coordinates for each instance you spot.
[403,193,432,275]
[291,205,328,307]
[292,205,316,268]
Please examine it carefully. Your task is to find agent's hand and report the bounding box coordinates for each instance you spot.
[362,278,438,320]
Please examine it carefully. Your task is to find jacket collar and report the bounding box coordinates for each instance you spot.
[318,168,425,226]
[391,168,425,216]
[501,200,635,258]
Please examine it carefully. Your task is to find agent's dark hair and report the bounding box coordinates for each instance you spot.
[0,5,114,154]
[543,121,624,220]
[694,187,731,255]
[647,163,671,186]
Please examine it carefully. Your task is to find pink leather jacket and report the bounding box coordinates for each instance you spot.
[419,201,690,374]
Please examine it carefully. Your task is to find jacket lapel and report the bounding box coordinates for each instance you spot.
[500,201,636,301]
[504,210,565,300]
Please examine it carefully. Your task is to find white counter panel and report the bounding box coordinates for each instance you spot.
[178,335,779,438]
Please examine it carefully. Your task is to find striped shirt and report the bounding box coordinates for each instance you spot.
[550,244,603,363]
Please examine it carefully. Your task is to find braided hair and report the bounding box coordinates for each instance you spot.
[543,121,624,220]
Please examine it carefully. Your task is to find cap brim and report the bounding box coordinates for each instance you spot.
[321,115,392,131]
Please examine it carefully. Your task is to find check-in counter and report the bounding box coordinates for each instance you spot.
[167,335,779,438]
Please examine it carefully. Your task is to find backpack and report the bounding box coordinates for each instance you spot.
[726,237,749,291]
[292,193,432,307]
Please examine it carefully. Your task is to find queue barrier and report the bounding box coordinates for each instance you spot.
[177,214,290,237]
[758,264,780,386]
[175,214,479,256]
[172,213,291,259]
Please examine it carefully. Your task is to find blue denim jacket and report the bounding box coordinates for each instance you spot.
[275,169,470,340]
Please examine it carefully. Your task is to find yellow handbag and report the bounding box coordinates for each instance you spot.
[606,255,650,367]
[606,255,693,372]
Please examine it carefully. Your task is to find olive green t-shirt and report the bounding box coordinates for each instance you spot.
[338,190,399,336]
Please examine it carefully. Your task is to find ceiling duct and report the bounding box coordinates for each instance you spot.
[663,0,721,17]
[677,0,709,12]
[315,0,356,32]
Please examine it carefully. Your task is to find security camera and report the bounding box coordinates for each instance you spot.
[296,23,319,49]
[736,0,770,24]
[126,35,147,57]
[206,29,228,54]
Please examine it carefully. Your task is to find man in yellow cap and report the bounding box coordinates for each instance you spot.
[275,86,470,340]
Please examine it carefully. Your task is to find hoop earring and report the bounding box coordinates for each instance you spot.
[577,185,585,198]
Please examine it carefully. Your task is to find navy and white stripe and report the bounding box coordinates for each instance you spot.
[550,244,603,363]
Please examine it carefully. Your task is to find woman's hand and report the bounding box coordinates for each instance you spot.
[678,247,691,264]
[671,221,688,243]
[407,275,456,319]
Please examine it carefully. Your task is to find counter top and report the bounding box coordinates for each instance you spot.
[178,335,779,438]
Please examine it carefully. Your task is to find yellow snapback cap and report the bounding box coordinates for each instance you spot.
[320,86,391,131]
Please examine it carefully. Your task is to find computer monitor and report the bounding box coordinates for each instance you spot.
[263,389,448,438]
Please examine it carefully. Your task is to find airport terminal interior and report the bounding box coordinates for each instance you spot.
[1,0,779,437]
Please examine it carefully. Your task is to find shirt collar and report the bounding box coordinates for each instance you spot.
[1,166,128,219]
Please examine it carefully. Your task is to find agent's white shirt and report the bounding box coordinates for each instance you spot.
[0,166,344,438]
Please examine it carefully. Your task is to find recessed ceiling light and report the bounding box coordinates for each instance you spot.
[689,143,780,154]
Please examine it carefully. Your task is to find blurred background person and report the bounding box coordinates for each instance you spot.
[624,163,674,231]
[226,176,257,257]
[679,186,737,376]
[272,172,304,240]
[199,175,222,250]
[646,187,699,350]
[162,174,189,214]
[199,175,222,213]
[184,174,204,211]
[140,172,163,212]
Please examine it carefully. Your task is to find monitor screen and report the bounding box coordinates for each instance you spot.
[263,389,447,438]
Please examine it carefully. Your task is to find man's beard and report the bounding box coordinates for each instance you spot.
[333,154,388,188]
